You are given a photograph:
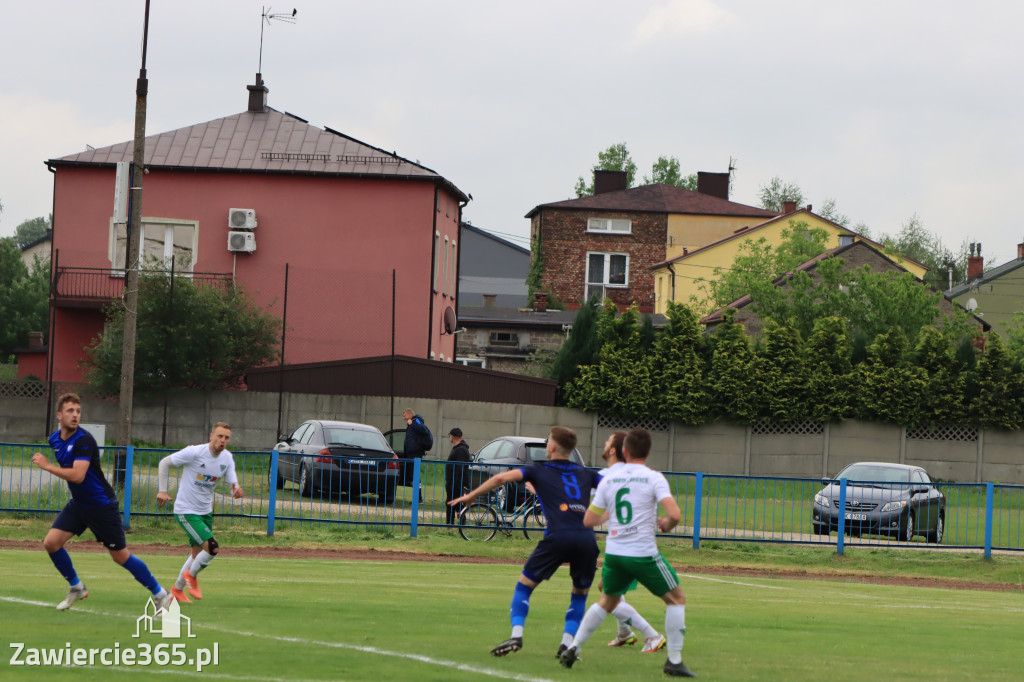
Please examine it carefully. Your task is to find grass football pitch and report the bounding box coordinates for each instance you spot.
[1,548,1021,681]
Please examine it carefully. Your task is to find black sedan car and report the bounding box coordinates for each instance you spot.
[466,436,586,511]
[273,420,399,502]
[811,462,945,543]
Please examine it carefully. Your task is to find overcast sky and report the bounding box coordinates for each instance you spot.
[3,1,1022,267]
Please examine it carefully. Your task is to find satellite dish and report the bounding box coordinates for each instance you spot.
[442,306,457,334]
[966,298,978,312]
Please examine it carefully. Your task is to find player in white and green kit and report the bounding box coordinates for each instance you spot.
[157,422,243,604]
[559,427,696,678]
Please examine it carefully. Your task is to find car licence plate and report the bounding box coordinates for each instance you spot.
[844,513,867,521]
[348,459,373,466]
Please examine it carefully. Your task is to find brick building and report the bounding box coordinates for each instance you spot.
[525,170,776,312]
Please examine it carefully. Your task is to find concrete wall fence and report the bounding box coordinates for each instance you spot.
[3,391,1023,484]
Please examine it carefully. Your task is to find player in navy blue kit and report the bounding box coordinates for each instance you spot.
[449,426,601,658]
[32,393,173,612]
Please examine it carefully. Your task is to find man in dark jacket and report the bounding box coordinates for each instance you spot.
[402,408,431,502]
[445,428,471,524]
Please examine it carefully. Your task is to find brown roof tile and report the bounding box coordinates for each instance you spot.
[48,108,467,200]
[525,183,778,219]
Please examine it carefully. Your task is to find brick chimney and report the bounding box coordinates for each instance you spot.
[482,294,497,308]
[594,170,628,194]
[28,331,44,348]
[967,242,983,280]
[247,73,269,113]
[1018,240,1024,259]
[533,291,548,312]
[782,200,797,215]
[696,171,730,200]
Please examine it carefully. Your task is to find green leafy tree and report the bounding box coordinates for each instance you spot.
[878,214,965,291]
[817,198,849,227]
[565,303,656,417]
[968,333,1023,430]
[696,221,832,311]
[0,241,49,360]
[525,231,545,305]
[574,143,638,197]
[754,318,809,422]
[913,326,968,426]
[83,271,281,392]
[652,302,708,425]
[642,156,697,189]
[757,177,804,212]
[804,316,853,423]
[853,327,925,425]
[1006,310,1024,361]
[706,309,758,423]
[549,297,602,392]
[14,215,51,248]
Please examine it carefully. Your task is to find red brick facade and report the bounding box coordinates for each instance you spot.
[532,209,667,313]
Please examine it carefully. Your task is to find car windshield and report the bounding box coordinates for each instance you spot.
[836,464,911,486]
[323,427,390,453]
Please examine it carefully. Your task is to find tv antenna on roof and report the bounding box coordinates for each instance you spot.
[259,6,298,74]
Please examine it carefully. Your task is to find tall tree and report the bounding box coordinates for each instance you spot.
[14,215,51,248]
[707,309,758,424]
[652,302,708,425]
[757,176,804,212]
[878,214,965,291]
[968,333,1023,430]
[913,326,968,426]
[817,198,849,227]
[0,240,49,361]
[549,297,602,392]
[83,271,281,392]
[642,156,697,189]
[575,143,638,197]
[754,318,809,422]
[804,316,853,423]
[853,327,925,425]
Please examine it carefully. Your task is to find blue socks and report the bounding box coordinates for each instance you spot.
[510,582,534,628]
[564,592,588,636]
[122,554,162,595]
[49,549,80,587]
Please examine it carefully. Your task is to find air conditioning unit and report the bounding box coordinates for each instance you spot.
[227,230,257,253]
[228,208,257,229]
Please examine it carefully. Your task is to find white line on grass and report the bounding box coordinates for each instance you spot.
[0,596,557,682]
[680,573,785,589]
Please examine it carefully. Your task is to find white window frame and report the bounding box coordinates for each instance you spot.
[443,236,450,297]
[585,251,629,302]
[449,240,457,298]
[587,217,632,234]
[433,231,441,292]
[110,217,198,274]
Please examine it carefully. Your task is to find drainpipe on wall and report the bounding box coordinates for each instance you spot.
[667,262,677,305]
[453,197,471,363]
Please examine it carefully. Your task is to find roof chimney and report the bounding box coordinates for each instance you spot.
[533,291,548,312]
[247,73,269,113]
[1018,239,1024,259]
[781,200,797,214]
[696,171,730,200]
[967,242,983,280]
[594,170,628,194]
[482,294,497,308]
[28,331,44,349]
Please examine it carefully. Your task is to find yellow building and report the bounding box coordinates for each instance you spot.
[652,208,929,315]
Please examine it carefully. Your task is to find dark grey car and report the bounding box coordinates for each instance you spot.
[274,420,399,502]
[466,436,585,511]
[811,462,946,543]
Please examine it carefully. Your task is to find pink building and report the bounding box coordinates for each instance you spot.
[41,76,467,383]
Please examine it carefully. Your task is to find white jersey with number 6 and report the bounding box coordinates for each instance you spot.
[167,443,238,515]
[591,461,672,557]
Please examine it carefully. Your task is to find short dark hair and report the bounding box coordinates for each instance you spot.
[548,426,578,456]
[56,393,81,412]
[609,430,627,462]
[624,427,651,460]
[212,422,231,432]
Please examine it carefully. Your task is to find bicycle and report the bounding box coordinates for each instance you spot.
[458,489,546,541]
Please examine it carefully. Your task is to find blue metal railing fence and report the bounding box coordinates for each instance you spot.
[1,442,1020,556]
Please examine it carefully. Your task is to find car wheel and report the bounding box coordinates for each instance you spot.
[812,523,830,536]
[927,513,944,544]
[299,463,312,497]
[271,466,283,490]
[379,479,396,504]
[901,510,915,542]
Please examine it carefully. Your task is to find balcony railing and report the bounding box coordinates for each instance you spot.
[53,267,233,306]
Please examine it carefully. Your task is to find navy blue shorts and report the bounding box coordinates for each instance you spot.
[522,531,599,589]
[52,499,127,551]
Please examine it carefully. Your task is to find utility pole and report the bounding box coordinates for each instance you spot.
[116,0,151,482]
